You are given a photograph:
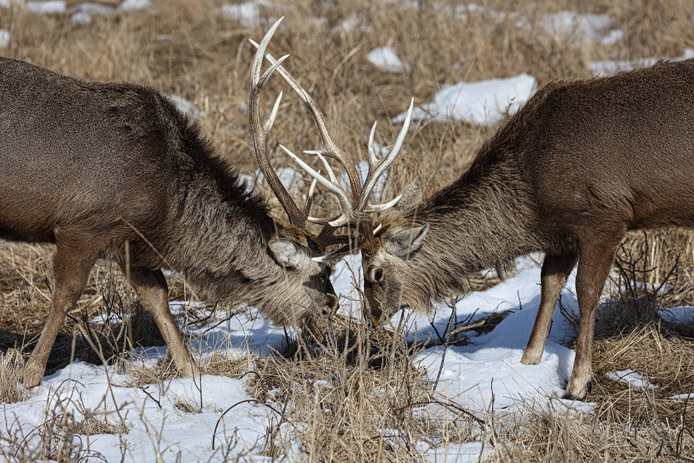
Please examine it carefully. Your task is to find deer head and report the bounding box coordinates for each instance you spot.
[250,17,417,327]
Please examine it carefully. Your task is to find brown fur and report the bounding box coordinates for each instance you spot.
[364,59,694,399]
[0,57,337,387]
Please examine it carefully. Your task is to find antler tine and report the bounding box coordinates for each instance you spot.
[250,32,362,206]
[249,17,308,228]
[356,98,415,212]
[279,144,352,227]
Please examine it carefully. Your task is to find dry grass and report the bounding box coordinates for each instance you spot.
[0,348,28,403]
[1,0,694,461]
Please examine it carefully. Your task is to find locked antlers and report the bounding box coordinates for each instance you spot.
[250,17,414,256]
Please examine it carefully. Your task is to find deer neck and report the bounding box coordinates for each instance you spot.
[157,173,292,306]
[398,151,541,303]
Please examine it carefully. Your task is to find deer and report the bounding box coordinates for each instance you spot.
[259,48,694,400]
[0,20,360,388]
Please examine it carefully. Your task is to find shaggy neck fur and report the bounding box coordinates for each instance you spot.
[145,110,310,324]
[388,139,544,311]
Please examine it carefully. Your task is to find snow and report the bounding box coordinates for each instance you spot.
[26,0,66,14]
[671,393,694,401]
[454,7,623,45]
[590,48,694,76]
[0,252,650,460]
[658,306,694,325]
[605,369,657,389]
[69,2,116,24]
[0,0,9,8]
[600,29,625,46]
[25,0,147,20]
[335,13,364,33]
[0,29,9,48]
[2,364,272,462]
[220,0,273,28]
[423,442,492,462]
[393,74,537,126]
[70,11,92,24]
[453,3,505,22]
[539,11,621,44]
[167,94,204,119]
[118,0,151,11]
[367,46,410,73]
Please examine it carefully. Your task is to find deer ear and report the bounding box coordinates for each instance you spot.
[392,177,423,213]
[268,239,320,274]
[384,224,429,258]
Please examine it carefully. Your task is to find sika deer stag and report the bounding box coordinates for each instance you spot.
[265,54,694,400]
[0,27,341,387]
[361,59,694,400]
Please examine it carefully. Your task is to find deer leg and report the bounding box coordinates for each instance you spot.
[564,239,619,400]
[123,266,200,377]
[24,246,98,388]
[521,252,578,365]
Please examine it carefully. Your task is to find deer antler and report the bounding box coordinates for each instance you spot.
[250,19,414,255]
[250,18,414,255]
[249,18,317,228]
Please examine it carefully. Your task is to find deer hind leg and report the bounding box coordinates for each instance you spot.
[564,238,620,400]
[122,266,200,377]
[521,252,578,365]
[24,244,99,388]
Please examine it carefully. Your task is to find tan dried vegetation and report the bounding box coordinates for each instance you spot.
[1,0,693,461]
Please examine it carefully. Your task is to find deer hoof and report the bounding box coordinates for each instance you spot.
[562,381,591,401]
[23,364,44,389]
[520,351,542,365]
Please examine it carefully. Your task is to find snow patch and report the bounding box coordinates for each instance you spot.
[540,12,617,43]
[423,441,492,462]
[671,393,694,401]
[367,46,410,73]
[335,13,364,33]
[605,369,657,389]
[167,94,204,119]
[26,1,66,14]
[453,3,505,22]
[0,30,9,48]
[590,48,694,76]
[394,74,537,126]
[658,306,694,325]
[118,0,150,11]
[600,28,625,46]
[0,0,10,8]
[220,0,273,28]
[2,364,271,462]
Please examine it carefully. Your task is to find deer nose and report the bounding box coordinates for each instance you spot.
[326,294,339,315]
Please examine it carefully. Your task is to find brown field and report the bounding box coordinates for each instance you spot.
[1,0,694,461]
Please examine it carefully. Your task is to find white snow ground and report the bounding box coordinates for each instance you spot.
[26,0,66,14]
[605,369,657,389]
[0,29,9,48]
[590,48,694,76]
[166,94,204,119]
[1,254,585,461]
[394,74,537,126]
[658,306,694,325]
[22,0,150,23]
[367,46,410,73]
[4,242,693,460]
[220,0,274,28]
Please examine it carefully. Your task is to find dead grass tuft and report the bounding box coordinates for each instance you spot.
[495,398,694,462]
[0,348,27,404]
